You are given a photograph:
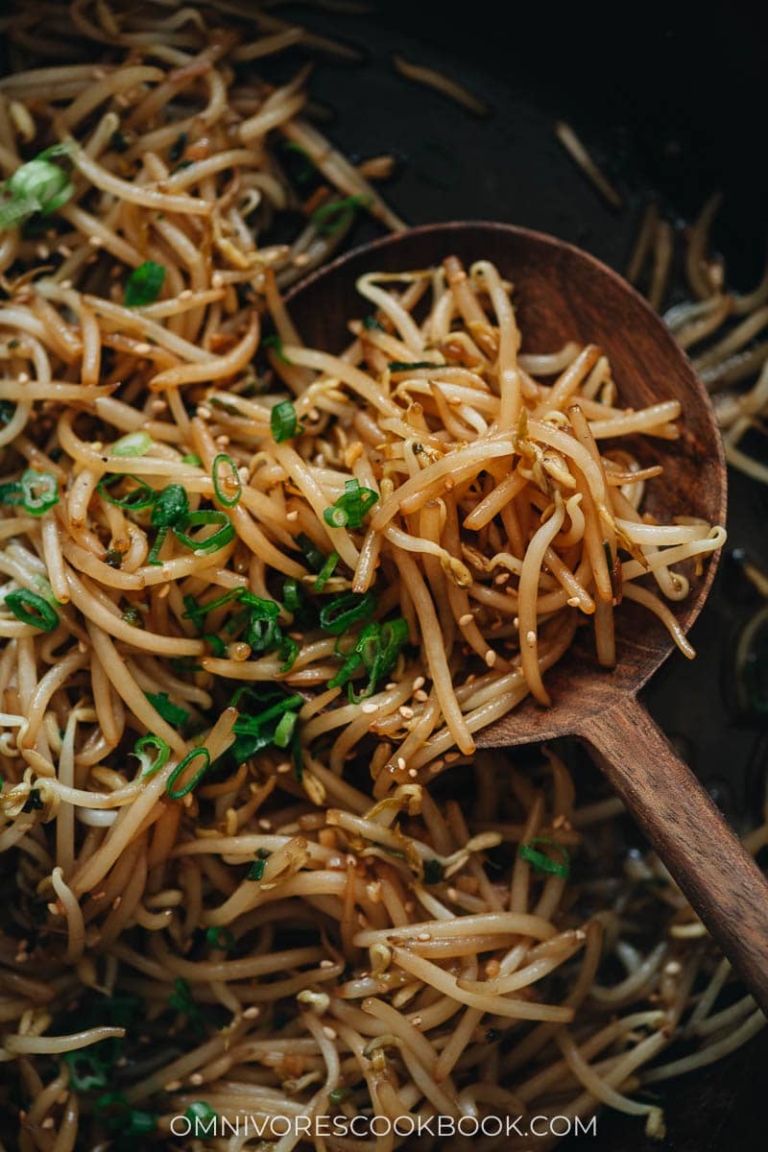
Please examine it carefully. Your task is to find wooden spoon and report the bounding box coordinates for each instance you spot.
[285,220,768,1013]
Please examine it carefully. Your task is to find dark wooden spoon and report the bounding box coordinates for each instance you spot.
[285,220,768,1013]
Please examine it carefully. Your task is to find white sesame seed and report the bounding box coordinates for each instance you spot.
[525,630,537,647]
[459,612,474,626]
[484,649,497,667]
[361,702,378,714]
[396,757,406,770]
[567,596,580,607]
[134,343,151,355]
[412,676,425,691]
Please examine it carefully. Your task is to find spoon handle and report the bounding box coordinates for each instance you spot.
[577,696,768,1016]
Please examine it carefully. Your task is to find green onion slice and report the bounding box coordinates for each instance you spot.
[151,483,189,529]
[310,194,369,235]
[212,453,242,508]
[5,588,58,631]
[132,734,171,778]
[270,399,302,442]
[124,260,166,307]
[112,430,153,457]
[518,837,570,879]
[205,927,235,953]
[96,474,156,511]
[166,747,211,800]
[145,691,189,727]
[323,478,379,530]
[174,510,235,554]
[185,1101,219,1124]
[314,551,339,592]
[319,591,377,635]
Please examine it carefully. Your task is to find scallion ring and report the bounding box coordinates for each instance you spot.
[166,747,211,800]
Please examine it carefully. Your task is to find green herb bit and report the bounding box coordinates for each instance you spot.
[151,483,188,529]
[185,1101,219,1128]
[329,1086,353,1104]
[132,734,171,778]
[212,452,241,507]
[166,747,210,800]
[5,589,58,632]
[247,849,271,881]
[97,473,156,512]
[319,590,377,635]
[323,478,379,530]
[422,859,444,885]
[314,551,339,592]
[0,469,59,515]
[95,1093,158,1136]
[297,533,326,573]
[124,260,166,307]
[181,453,202,466]
[387,360,441,371]
[270,398,302,442]
[205,927,235,953]
[263,333,292,364]
[518,837,570,879]
[310,194,370,235]
[112,430,153,457]
[362,315,385,331]
[0,143,75,231]
[63,1049,109,1092]
[0,399,15,425]
[110,130,129,152]
[349,617,409,701]
[173,509,234,555]
[145,691,189,727]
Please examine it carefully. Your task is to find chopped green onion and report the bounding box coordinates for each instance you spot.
[229,690,303,764]
[0,399,15,424]
[173,509,235,554]
[96,474,156,511]
[273,709,298,748]
[270,399,302,442]
[212,453,241,508]
[21,470,58,515]
[181,453,202,466]
[349,617,409,701]
[323,479,379,530]
[132,734,171,778]
[63,1049,108,1091]
[241,595,282,654]
[145,692,189,727]
[386,361,442,370]
[0,143,75,231]
[124,260,166,307]
[422,859,444,885]
[0,469,59,515]
[310,194,370,235]
[185,1101,218,1125]
[329,1087,353,1104]
[5,589,58,632]
[94,1093,157,1136]
[205,927,235,952]
[151,483,188,529]
[297,533,326,573]
[112,431,153,457]
[518,837,570,879]
[263,334,292,364]
[362,315,385,331]
[182,587,245,627]
[166,747,211,800]
[282,577,304,613]
[314,551,339,592]
[319,591,377,635]
[247,849,271,880]
[147,483,190,565]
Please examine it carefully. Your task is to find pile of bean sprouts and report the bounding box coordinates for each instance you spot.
[0,3,762,1151]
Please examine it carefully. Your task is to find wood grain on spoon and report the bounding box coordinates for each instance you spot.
[286,221,768,1015]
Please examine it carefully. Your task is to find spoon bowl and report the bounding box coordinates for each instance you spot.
[286,220,768,1011]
